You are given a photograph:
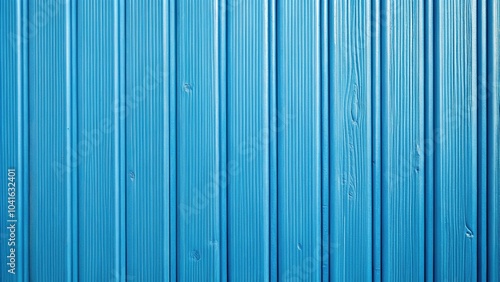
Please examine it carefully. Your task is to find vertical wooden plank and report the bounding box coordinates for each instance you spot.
[226,0,270,281]
[371,0,381,280]
[118,1,126,280]
[0,1,27,281]
[381,0,425,280]
[269,0,278,280]
[21,1,29,280]
[176,0,222,280]
[477,0,487,280]
[27,0,71,280]
[69,0,77,280]
[329,0,373,280]
[434,1,478,280]
[487,1,500,280]
[320,0,330,280]
[219,2,228,280]
[0,2,16,281]
[424,0,434,280]
[168,0,177,280]
[277,0,322,281]
[124,0,169,280]
[76,0,122,280]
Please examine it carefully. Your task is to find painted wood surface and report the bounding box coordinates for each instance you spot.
[0,0,498,281]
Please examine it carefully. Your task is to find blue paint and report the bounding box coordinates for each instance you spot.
[0,0,499,281]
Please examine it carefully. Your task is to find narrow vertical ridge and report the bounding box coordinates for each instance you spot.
[472,2,480,280]
[477,0,487,280]
[20,0,29,281]
[164,0,170,279]
[168,0,177,280]
[165,0,176,281]
[114,0,121,278]
[65,0,72,279]
[320,0,330,280]
[218,0,228,281]
[487,0,500,280]
[424,0,434,280]
[114,0,120,278]
[380,0,389,280]
[69,0,78,280]
[372,0,381,280]
[118,0,126,280]
[269,0,278,280]
[112,0,127,279]
[418,1,426,281]
[432,0,443,278]
[164,0,170,277]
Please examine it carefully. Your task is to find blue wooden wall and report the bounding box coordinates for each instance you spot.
[0,0,499,281]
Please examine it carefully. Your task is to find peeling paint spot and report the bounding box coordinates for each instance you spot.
[190,250,201,261]
[340,173,348,186]
[415,144,422,156]
[183,83,193,93]
[348,186,356,200]
[465,226,474,238]
[297,243,303,251]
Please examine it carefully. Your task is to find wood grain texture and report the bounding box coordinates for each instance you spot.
[434,1,478,281]
[125,0,170,280]
[227,0,270,281]
[424,0,435,280]
[28,0,71,280]
[176,0,223,280]
[320,0,330,280]
[1,1,499,281]
[269,0,278,280]
[168,0,177,280]
[477,0,487,280]
[76,0,123,280]
[277,1,322,281]
[381,0,425,281]
[329,0,373,280]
